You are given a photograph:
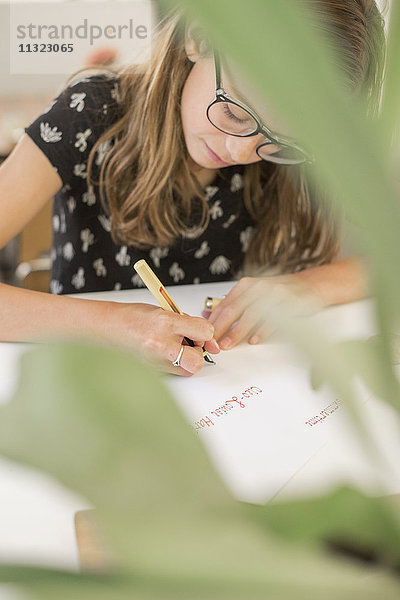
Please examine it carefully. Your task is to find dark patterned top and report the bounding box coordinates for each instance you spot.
[25,75,257,294]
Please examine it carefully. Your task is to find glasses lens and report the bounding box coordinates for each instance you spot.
[208,101,257,136]
[257,142,306,165]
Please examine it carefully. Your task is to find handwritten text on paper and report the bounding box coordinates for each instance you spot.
[192,386,263,433]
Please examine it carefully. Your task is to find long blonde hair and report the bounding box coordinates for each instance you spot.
[87,1,386,275]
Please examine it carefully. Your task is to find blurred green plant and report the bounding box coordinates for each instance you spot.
[0,342,400,599]
[164,0,400,410]
[1,0,400,597]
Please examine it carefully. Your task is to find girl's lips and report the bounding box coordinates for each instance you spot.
[204,142,232,167]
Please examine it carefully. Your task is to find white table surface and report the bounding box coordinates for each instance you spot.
[0,281,399,574]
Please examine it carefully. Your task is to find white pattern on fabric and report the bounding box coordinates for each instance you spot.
[95,140,112,166]
[81,228,94,253]
[131,273,145,288]
[40,122,62,143]
[222,214,237,229]
[98,214,111,232]
[71,77,92,87]
[111,83,122,104]
[115,246,130,267]
[53,214,60,232]
[205,185,219,201]
[67,197,76,214]
[60,208,67,233]
[209,255,231,275]
[240,226,255,253]
[150,246,169,268]
[75,129,92,153]
[169,262,185,283]
[230,173,244,192]
[93,258,107,277]
[194,241,210,259]
[71,267,85,290]
[114,282,122,291]
[50,279,63,294]
[210,200,223,220]
[82,185,96,206]
[73,163,87,179]
[63,242,75,262]
[70,93,87,112]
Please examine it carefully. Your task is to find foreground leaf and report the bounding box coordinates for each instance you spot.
[0,343,399,599]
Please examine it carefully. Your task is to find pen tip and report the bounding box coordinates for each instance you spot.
[204,353,216,365]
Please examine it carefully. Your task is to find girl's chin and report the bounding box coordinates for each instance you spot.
[187,150,215,171]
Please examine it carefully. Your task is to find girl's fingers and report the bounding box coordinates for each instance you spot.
[208,287,241,325]
[145,344,202,377]
[218,308,258,350]
[209,297,248,342]
[163,361,197,377]
[144,311,219,375]
[168,343,204,375]
[202,338,220,354]
[247,322,276,345]
[208,280,262,341]
[170,312,215,342]
[189,336,220,354]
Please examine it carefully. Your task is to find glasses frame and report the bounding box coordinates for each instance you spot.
[206,50,314,166]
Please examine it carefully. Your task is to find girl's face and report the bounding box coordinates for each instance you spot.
[180,56,285,171]
[181,57,264,170]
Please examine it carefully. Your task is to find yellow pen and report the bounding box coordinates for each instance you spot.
[134,259,216,365]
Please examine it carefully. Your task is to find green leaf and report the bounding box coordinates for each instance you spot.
[245,486,400,569]
[2,2,400,598]
[0,342,233,567]
[0,343,400,599]
[310,336,400,404]
[163,0,400,407]
[381,2,400,160]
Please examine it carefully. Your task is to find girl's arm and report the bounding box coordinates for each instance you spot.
[0,135,218,375]
[293,256,371,308]
[0,134,62,246]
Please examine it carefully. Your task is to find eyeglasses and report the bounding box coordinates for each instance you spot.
[206,50,314,166]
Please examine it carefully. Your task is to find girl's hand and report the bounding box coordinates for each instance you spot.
[104,302,219,376]
[207,275,323,350]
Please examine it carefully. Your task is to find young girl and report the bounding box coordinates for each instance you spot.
[0,1,385,375]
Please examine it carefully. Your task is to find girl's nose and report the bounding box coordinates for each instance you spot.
[225,134,263,164]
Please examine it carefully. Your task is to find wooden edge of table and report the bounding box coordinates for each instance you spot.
[74,510,113,573]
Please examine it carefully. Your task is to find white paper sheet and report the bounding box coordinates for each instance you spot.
[74,282,399,505]
[167,341,354,504]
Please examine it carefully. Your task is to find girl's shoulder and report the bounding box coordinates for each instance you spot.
[64,71,122,111]
[48,71,122,126]
[24,71,122,187]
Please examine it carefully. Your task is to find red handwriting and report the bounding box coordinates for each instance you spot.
[192,386,263,434]
[193,415,215,432]
[305,399,342,427]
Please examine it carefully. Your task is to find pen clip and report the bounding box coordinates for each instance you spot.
[160,286,182,314]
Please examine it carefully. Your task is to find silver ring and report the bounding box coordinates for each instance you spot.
[172,345,184,367]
